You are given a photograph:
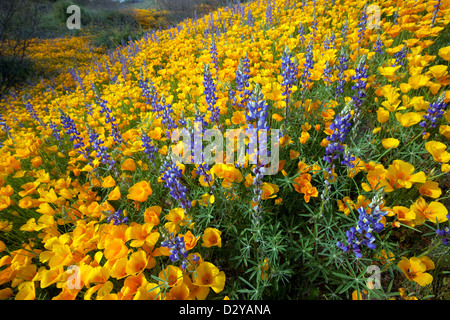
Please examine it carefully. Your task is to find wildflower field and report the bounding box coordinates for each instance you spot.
[0,0,449,301]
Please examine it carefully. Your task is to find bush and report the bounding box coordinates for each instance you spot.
[91,24,143,49]
[0,0,41,92]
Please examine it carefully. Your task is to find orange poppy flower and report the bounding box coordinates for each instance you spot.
[398,256,434,286]
[127,181,152,202]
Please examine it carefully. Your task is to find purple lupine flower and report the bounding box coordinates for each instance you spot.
[196,162,213,186]
[310,15,318,39]
[59,109,89,159]
[323,101,353,175]
[298,22,305,46]
[392,45,408,67]
[251,163,265,224]
[88,129,115,169]
[117,51,128,80]
[248,89,270,223]
[140,129,158,163]
[373,36,383,54]
[0,113,11,139]
[104,60,117,83]
[301,38,314,92]
[281,47,298,126]
[139,78,164,115]
[231,54,252,110]
[247,8,255,27]
[436,226,450,246]
[203,64,220,124]
[337,205,388,258]
[192,108,211,171]
[106,209,128,225]
[335,48,349,98]
[161,234,189,269]
[99,99,123,144]
[341,148,355,169]
[160,159,191,210]
[393,9,399,24]
[323,33,331,51]
[68,68,85,93]
[245,85,270,163]
[178,111,187,128]
[419,93,447,135]
[25,101,46,128]
[329,32,336,49]
[281,46,298,102]
[351,57,368,112]
[357,7,368,48]
[49,120,62,145]
[352,56,368,139]
[84,103,94,117]
[323,61,333,87]
[245,85,270,133]
[431,0,442,27]
[159,96,177,139]
[210,37,219,76]
[265,0,273,26]
[194,108,208,135]
[341,19,349,44]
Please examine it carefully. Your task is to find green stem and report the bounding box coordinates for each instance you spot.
[436,195,450,202]
[418,240,442,258]
[428,171,450,181]
[397,131,424,154]
[374,146,394,163]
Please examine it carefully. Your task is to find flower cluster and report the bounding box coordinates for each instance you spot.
[265,0,273,26]
[323,102,353,173]
[436,226,450,246]
[230,54,251,110]
[351,57,368,111]
[373,36,383,54]
[246,85,270,132]
[59,110,88,158]
[0,113,11,136]
[139,78,163,114]
[281,47,298,104]
[160,159,191,210]
[161,233,189,269]
[88,129,115,169]
[419,94,447,135]
[99,99,123,144]
[106,209,129,225]
[203,64,219,124]
[393,45,408,67]
[25,101,46,128]
[140,129,158,163]
[298,22,305,45]
[301,38,314,92]
[357,7,368,48]
[210,37,219,76]
[160,97,177,139]
[337,205,388,258]
[431,0,442,27]
[335,49,349,98]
